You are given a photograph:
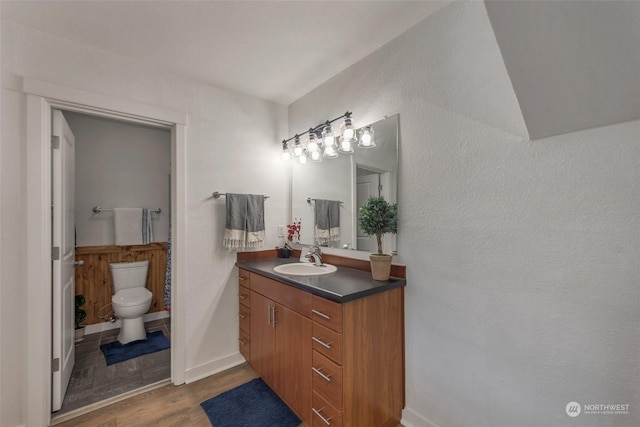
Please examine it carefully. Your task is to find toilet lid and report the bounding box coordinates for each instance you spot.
[112,288,152,307]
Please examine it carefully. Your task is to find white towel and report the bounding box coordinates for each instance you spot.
[114,208,143,246]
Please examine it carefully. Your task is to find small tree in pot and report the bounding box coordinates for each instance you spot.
[358,196,397,281]
[75,294,87,343]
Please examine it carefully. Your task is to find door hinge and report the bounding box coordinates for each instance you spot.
[51,135,60,149]
[51,358,60,373]
[52,246,60,261]
[378,184,383,195]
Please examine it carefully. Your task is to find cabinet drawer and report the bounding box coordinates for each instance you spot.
[312,390,343,427]
[238,285,251,308]
[238,305,250,334]
[312,322,343,365]
[312,350,343,409]
[251,273,311,316]
[312,295,343,333]
[238,329,250,361]
[238,269,250,287]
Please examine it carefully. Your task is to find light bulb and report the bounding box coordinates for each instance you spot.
[323,144,338,158]
[307,133,320,153]
[310,150,322,161]
[339,137,354,154]
[298,152,308,164]
[322,124,335,147]
[358,126,376,148]
[341,117,357,142]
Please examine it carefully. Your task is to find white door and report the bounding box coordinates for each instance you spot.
[356,170,380,251]
[51,110,76,412]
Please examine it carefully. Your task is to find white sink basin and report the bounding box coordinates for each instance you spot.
[273,263,337,277]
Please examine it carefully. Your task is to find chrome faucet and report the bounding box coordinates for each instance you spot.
[307,245,324,266]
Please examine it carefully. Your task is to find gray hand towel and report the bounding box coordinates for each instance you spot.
[314,199,340,244]
[224,193,266,250]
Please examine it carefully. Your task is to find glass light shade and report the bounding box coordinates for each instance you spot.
[281,141,291,160]
[293,136,303,157]
[298,151,308,164]
[322,125,336,147]
[358,126,376,148]
[323,144,338,158]
[307,133,320,153]
[340,117,357,142]
[338,137,354,154]
[310,149,322,162]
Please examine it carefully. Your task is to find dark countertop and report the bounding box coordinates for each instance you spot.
[236,258,406,303]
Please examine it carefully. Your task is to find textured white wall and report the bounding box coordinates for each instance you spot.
[1,20,287,425]
[291,2,639,427]
[66,112,171,246]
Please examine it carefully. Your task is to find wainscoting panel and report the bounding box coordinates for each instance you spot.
[75,243,168,326]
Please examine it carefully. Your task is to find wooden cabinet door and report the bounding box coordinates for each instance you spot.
[250,291,276,385]
[274,303,312,425]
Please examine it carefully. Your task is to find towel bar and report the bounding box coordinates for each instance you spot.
[307,198,343,204]
[92,206,161,214]
[212,191,270,199]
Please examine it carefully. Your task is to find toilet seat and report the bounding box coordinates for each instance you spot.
[112,288,152,307]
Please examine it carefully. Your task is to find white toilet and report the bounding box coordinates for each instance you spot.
[110,260,152,344]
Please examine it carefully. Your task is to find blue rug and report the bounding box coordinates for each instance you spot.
[100,330,170,366]
[200,378,301,427]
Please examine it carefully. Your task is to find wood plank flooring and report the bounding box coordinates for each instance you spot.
[54,363,260,427]
[54,362,403,427]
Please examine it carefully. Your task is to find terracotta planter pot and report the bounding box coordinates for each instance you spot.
[369,254,392,281]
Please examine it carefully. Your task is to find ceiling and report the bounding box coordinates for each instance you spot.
[486,0,640,139]
[2,0,450,106]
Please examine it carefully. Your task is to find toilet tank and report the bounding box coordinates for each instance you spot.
[109,260,149,293]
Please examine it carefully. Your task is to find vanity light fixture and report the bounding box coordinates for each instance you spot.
[281,111,377,164]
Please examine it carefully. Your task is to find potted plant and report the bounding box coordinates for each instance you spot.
[358,196,398,281]
[75,294,87,343]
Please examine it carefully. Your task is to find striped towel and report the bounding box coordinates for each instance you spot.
[223,194,266,250]
[314,199,340,244]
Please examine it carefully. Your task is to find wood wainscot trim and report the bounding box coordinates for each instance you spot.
[75,243,169,326]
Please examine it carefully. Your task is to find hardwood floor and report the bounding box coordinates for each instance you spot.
[54,362,403,427]
[54,363,259,427]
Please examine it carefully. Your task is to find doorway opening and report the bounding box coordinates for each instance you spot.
[25,78,186,427]
[51,110,173,419]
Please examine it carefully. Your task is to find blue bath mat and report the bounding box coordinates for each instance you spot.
[100,330,170,366]
[200,378,301,427]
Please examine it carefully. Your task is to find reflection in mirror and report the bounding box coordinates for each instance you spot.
[291,114,398,255]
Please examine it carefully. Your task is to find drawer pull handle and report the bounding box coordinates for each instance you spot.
[312,336,332,349]
[238,338,248,346]
[238,293,247,300]
[239,313,247,319]
[312,366,332,382]
[312,407,332,425]
[312,309,331,320]
[239,277,246,281]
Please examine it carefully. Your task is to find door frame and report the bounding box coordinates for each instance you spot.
[25,78,187,427]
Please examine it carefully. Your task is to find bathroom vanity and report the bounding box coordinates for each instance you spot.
[236,251,406,427]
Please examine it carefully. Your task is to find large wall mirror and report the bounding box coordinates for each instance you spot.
[291,114,399,255]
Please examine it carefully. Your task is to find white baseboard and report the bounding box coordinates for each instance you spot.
[184,352,247,384]
[84,310,170,335]
[402,407,442,427]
